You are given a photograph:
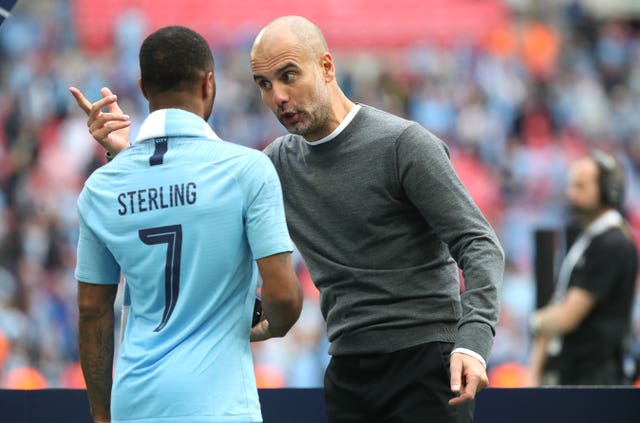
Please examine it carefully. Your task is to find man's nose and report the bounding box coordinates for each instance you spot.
[272,84,289,106]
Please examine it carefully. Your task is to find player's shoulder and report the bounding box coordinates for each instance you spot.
[228,139,262,154]
[77,166,110,212]
[217,141,280,183]
[199,137,270,166]
[82,163,112,190]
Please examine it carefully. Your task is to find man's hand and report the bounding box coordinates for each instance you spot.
[69,86,131,156]
[448,352,489,406]
[250,319,272,342]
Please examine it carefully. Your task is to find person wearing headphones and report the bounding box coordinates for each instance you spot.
[527,150,638,386]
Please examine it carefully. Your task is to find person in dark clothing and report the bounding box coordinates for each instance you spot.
[528,150,638,386]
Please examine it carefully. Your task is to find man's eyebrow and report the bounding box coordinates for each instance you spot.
[253,61,300,80]
[276,62,300,73]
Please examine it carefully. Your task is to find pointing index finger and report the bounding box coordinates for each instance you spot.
[68,86,92,116]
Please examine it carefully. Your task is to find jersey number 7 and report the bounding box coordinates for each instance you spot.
[139,225,183,332]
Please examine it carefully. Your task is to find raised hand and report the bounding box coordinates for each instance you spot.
[69,86,131,156]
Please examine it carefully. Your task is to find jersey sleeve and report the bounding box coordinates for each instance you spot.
[74,189,121,284]
[242,152,293,259]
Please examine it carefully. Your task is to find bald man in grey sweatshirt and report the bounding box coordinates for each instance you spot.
[253,16,504,423]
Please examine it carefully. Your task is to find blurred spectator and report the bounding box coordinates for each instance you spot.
[527,151,638,386]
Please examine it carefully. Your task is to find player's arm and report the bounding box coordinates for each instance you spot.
[251,252,302,341]
[77,281,118,423]
[69,86,131,156]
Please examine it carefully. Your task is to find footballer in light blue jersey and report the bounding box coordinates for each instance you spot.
[75,108,292,423]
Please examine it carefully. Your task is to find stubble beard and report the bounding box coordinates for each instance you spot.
[569,204,599,227]
[286,102,331,140]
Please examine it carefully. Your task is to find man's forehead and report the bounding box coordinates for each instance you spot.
[570,159,598,181]
[251,44,307,74]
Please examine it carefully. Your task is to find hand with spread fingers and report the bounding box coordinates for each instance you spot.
[448,352,489,406]
[69,86,131,156]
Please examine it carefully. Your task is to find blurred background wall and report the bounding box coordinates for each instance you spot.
[0,0,639,389]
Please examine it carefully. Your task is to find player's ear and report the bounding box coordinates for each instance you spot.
[203,71,215,103]
[139,78,148,100]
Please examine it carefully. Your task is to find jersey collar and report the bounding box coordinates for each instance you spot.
[135,109,219,143]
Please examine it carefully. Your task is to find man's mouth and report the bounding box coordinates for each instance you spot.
[280,111,299,125]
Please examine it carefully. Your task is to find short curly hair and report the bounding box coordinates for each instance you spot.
[139,26,214,96]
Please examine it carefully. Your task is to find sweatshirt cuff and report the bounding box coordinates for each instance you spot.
[455,322,494,363]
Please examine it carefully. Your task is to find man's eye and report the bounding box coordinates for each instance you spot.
[283,72,295,81]
[258,80,271,89]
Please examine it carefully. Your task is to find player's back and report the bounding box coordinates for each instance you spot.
[78,125,270,422]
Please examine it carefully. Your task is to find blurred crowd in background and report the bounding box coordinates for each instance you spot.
[1,0,640,388]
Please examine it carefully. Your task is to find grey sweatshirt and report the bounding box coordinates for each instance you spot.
[264,104,504,361]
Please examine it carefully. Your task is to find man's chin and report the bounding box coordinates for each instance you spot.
[278,118,297,132]
[281,122,309,137]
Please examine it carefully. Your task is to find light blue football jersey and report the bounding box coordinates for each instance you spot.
[75,109,292,423]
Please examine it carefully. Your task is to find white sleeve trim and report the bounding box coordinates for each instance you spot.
[451,347,486,368]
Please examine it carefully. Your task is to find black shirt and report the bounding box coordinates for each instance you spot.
[559,226,638,376]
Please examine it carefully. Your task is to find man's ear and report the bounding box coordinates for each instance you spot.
[139,79,148,100]
[321,52,335,82]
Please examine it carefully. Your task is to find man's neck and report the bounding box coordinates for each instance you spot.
[148,92,206,120]
[304,89,356,142]
[586,207,609,225]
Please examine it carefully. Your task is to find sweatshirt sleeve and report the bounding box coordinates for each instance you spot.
[395,123,505,362]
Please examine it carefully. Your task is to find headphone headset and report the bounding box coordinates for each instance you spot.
[590,149,624,209]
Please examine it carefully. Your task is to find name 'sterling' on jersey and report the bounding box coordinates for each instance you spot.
[117,182,197,215]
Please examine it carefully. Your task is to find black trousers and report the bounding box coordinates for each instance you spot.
[323,342,474,423]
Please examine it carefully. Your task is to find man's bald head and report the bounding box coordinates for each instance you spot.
[251,16,328,62]
[250,15,354,141]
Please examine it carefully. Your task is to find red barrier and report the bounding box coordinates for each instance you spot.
[72,0,507,52]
